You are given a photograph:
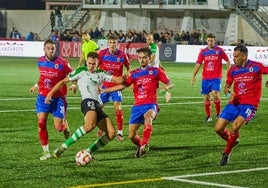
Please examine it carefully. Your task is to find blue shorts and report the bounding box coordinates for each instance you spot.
[201,78,221,94]
[219,104,256,123]
[36,94,67,119]
[129,104,159,124]
[100,87,122,103]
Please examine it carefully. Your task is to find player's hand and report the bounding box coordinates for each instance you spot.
[45,95,51,104]
[69,84,77,94]
[29,87,36,94]
[190,77,195,85]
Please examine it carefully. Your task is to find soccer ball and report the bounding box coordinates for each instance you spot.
[75,150,92,166]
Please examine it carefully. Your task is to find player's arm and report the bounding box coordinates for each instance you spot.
[69,80,78,94]
[111,76,124,84]
[78,51,84,67]
[29,81,39,94]
[190,63,201,85]
[226,60,231,70]
[159,81,173,93]
[45,76,70,104]
[101,84,127,93]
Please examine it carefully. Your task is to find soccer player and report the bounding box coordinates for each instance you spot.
[98,35,131,141]
[29,39,73,160]
[191,33,231,123]
[146,34,171,103]
[102,47,173,158]
[45,52,124,158]
[77,31,99,67]
[215,45,268,165]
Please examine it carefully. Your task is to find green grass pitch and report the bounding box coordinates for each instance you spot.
[0,57,267,188]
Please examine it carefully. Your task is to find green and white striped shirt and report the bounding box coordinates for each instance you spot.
[68,67,112,102]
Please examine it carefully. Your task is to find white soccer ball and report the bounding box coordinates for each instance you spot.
[75,150,92,166]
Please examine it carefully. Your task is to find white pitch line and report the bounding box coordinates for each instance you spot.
[163,167,268,179]
[169,178,248,188]
[0,101,205,113]
[163,167,268,188]
[0,96,204,101]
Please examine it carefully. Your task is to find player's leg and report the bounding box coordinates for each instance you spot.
[203,94,212,122]
[215,104,241,165]
[54,110,97,158]
[52,97,70,139]
[212,90,221,118]
[211,79,222,117]
[36,94,51,160]
[128,105,142,148]
[114,101,124,140]
[112,91,124,140]
[37,112,50,160]
[201,80,212,122]
[97,91,110,137]
[86,117,116,153]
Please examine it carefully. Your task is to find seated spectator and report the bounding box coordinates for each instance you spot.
[125,31,134,42]
[118,30,125,43]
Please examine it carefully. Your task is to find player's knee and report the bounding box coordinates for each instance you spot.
[107,130,116,140]
[38,118,47,131]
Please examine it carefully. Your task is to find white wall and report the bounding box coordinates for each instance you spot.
[6,10,50,38]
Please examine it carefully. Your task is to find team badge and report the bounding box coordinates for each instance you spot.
[249,67,254,72]
[117,58,120,62]
[55,64,59,69]
[149,70,153,75]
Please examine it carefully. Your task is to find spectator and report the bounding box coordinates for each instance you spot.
[50,11,55,32]
[26,31,35,41]
[118,30,125,43]
[55,6,63,28]
[10,27,16,38]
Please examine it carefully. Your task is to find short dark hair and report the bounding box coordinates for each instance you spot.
[206,33,215,39]
[87,51,98,59]
[136,47,152,57]
[44,39,56,47]
[108,35,118,41]
[234,45,248,54]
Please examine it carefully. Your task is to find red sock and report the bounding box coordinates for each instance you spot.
[115,110,123,131]
[204,101,211,117]
[132,135,141,147]
[224,131,240,154]
[142,124,153,145]
[218,129,230,141]
[38,118,48,146]
[214,99,221,116]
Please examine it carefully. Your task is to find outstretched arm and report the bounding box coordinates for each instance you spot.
[101,84,127,93]
[45,76,70,104]
[111,76,124,84]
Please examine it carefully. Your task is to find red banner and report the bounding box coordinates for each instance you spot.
[59,41,147,60]
[59,41,81,58]
[118,43,147,60]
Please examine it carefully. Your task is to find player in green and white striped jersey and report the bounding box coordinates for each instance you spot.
[45,52,124,159]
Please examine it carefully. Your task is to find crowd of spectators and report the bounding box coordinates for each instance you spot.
[55,27,212,45]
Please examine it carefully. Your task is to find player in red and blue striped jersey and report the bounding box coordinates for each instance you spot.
[29,39,74,160]
[98,35,131,141]
[215,45,268,165]
[101,47,173,158]
[191,33,231,123]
